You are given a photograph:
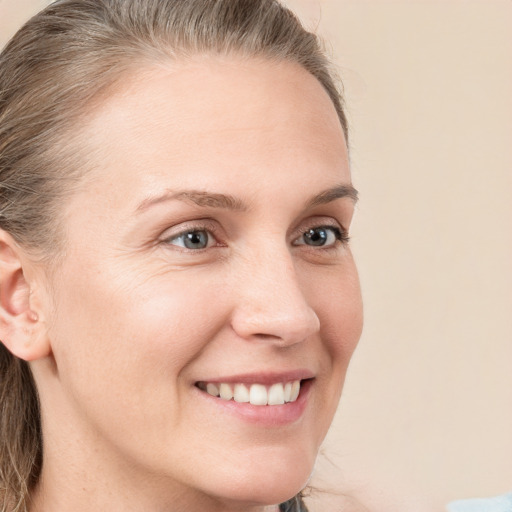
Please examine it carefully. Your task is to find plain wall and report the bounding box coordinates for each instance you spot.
[1,1,511,511]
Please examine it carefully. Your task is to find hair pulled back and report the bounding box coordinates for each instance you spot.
[0,1,347,510]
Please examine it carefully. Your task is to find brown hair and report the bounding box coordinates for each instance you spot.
[0,1,348,510]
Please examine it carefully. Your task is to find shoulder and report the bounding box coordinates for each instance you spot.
[447,492,512,512]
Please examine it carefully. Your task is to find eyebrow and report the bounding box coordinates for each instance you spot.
[136,190,247,212]
[135,184,358,213]
[306,184,358,207]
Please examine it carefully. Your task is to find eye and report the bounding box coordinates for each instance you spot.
[165,229,215,250]
[294,226,347,247]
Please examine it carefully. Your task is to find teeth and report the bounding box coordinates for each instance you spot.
[290,380,300,402]
[268,383,285,405]
[202,380,302,406]
[249,384,268,405]
[233,384,250,403]
[284,382,292,402]
[219,383,233,400]
[206,383,219,397]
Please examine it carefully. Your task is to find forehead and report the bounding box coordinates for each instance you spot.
[92,55,343,129]
[74,56,349,205]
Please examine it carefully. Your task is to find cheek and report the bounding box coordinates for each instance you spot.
[303,260,363,359]
[302,260,363,425]
[47,263,227,412]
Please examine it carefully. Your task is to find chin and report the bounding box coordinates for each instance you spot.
[205,446,316,507]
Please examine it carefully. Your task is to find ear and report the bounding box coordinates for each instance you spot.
[0,229,51,361]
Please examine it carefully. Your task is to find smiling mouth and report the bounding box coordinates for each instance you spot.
[196,380,305,406]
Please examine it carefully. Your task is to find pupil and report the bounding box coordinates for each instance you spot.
[305,228,327,246]
[184,231,207,249]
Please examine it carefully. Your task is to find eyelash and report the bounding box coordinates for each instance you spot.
[293,225,350,248]
[160,222,350,251]
[160,221,222,251]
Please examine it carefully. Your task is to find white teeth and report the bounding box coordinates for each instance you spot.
[284,382,292,402]
[233,384,250,403]
[249,384,268,405]
[219,383,233,400]
[268,383,285,405]
[201,380,303,406]
[206,383,219,397]
[290,380,300,402]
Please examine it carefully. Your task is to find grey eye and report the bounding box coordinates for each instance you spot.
[168,230,211,249]
[295,226,341,247]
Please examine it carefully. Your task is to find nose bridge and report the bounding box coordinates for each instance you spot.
[230,241,320,344]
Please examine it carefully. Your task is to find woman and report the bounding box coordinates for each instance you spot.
[0,1,363,511]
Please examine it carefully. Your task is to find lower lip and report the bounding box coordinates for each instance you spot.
[195,379,313,427]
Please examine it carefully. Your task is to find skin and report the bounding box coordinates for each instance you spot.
[0,56,362,512]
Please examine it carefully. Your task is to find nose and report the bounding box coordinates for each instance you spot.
[230,246,320,346]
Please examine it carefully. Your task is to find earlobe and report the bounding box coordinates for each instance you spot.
[0,230,51,361]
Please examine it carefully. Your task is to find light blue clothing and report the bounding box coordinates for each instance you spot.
[447,492,512,512]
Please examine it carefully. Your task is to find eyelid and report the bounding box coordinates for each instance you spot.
[293,224,349,247]
[292,216,349,241]
[159,219,223,246]
[157,217,349,251]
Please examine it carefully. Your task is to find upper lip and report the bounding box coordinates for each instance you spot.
[195,369,315,386]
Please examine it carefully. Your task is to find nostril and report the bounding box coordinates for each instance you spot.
[251,332,282,341]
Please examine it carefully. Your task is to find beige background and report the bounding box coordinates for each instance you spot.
[1,1,511,511]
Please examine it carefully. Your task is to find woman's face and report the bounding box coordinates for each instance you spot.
[36,57,363,509]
